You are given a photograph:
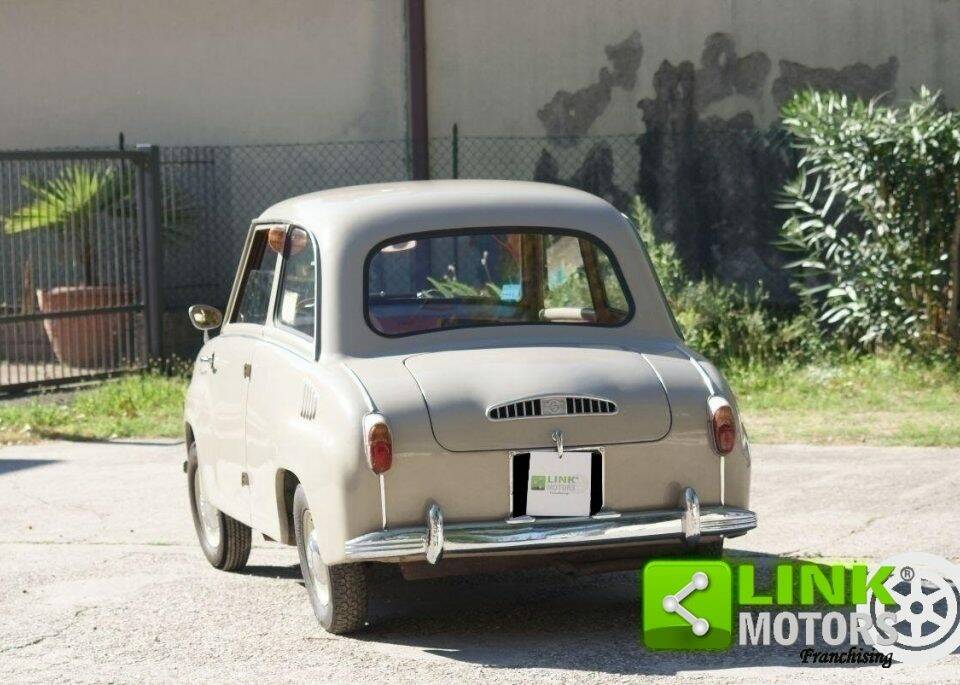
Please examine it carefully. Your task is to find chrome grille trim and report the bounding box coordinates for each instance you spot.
[486,395,617,421]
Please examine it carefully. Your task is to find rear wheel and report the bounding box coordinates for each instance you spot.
[187,442,252,571]
[293,485,368,633]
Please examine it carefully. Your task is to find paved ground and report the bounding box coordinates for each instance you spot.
[0,441,958,683]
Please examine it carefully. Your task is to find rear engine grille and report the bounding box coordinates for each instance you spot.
[487,395,617,421]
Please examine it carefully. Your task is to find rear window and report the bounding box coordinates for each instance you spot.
[365,229,632,336]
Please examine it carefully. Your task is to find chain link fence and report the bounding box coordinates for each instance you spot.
[155,129,792,353]
[158,134,644,309]
[0,129,796,376]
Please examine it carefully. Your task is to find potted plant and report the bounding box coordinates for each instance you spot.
[3,166,191,367]
[0,258,55,364]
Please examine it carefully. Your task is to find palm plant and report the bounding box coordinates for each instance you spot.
[3,165,194,286]
[3,166,132,285]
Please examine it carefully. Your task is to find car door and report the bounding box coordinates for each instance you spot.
[201,224,284,522]
[244,226,321,538]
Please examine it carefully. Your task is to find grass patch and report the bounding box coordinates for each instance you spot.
[727,355,960,446]
[0,371,187,444]
[0,354,956,447]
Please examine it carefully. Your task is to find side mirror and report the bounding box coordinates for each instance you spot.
[188,304,223,342]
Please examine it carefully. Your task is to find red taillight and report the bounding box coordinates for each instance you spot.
[363,414,393,474]
[709,398,737,454]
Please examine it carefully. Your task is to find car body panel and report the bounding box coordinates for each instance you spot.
[402,346,671,451]
[188,326,259,522]
[183,180,754,568]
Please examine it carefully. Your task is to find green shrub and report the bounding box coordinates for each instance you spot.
[778,88,960,352]
[627,197,822,366]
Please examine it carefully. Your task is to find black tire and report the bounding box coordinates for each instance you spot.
[293,485,368,634]
[187,442,252,572]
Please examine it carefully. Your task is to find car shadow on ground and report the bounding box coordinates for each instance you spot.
[0,458,58,475]
[347,550,898,677]
[240,563,304,582]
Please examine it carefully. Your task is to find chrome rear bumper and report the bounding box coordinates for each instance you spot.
[344,487,756,564]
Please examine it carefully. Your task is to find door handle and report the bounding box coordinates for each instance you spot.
[198,353,216,373]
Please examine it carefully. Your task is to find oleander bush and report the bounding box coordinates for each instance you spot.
[778,88,960,352]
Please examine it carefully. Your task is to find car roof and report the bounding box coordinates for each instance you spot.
[256,179,619,242]
[253,180,681,354]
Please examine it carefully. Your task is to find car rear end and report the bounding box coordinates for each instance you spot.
[324,183,755,572]
[341,341,754,574]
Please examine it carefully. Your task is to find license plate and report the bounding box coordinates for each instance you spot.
[525,450,592,517]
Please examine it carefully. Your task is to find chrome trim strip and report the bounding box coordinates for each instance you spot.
[685,352,717,396]
[426,503,444,564]
[680,487,701,545]
[379,474,388,530]
[506,515,536,525]
[344,365,382,527]
[341,362,377,413]
[591,509,621,520]
[343,503,757,562]
[719,455,726,505]
[508,450,514,516]
[600,446,606,511]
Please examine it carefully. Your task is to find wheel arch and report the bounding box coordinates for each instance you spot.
[184,422,196,454]
[276,468,301,545]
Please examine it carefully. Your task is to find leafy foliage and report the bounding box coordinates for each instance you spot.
[628,197,822,365]
[424,273,501,299]
[778,88,960,351]
[2,165,196,284]
[2,167,130,234]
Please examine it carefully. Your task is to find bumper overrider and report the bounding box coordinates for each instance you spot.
[344,487,756,564]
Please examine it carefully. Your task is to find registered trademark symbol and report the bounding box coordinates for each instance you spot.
[900,566,915,581]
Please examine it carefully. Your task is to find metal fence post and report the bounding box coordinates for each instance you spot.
[452,123,459,179]
[136,144,163,359]
[405,0,429,180]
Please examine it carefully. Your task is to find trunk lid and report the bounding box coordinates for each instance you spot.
[403,346,671,452]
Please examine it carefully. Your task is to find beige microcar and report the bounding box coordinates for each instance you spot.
[183,180,756,633]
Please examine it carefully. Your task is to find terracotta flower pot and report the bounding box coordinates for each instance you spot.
[36,285,133,368]
[0,307,53,363]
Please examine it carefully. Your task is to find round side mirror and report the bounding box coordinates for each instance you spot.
[188,304,223,332]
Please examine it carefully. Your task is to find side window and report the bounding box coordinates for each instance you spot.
[275,227,317,338]
[231,226,283,325]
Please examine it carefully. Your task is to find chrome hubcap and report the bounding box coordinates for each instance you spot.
[302,511,331,607]
[194,468,221,548]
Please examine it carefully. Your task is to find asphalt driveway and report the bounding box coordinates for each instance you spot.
[0,440,958,682]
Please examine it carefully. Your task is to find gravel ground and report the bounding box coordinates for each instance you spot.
[0,440,958,683]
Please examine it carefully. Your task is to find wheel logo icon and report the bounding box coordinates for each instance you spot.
[858,552,960,664]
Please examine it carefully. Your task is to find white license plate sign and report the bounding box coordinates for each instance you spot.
[526,450,591,517]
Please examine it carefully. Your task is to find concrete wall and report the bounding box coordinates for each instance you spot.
[427,0,960,293]
[4,0,960,303]
[0,0,407,147]
[427,0,960,137]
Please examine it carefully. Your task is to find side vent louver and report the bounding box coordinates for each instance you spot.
[487,395,617,421]
[300,383,319,420]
